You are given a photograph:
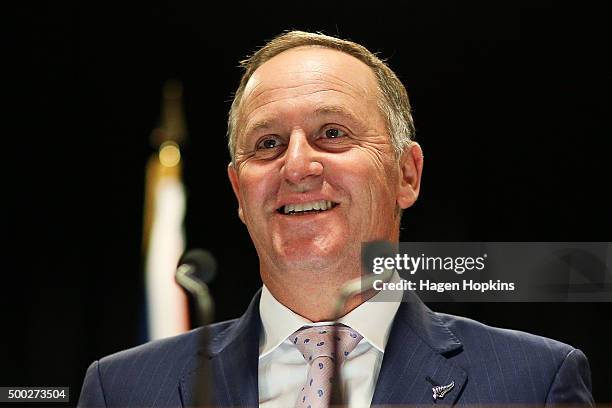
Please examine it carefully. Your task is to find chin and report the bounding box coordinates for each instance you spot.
[273,240,348,271]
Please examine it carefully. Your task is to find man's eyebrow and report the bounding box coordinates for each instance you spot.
[244,119,274,136]
[312,105,365,130]
[313,105,359,120]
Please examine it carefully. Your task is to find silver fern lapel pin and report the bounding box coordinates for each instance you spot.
[426,376,455,401]
[432,381,455,401]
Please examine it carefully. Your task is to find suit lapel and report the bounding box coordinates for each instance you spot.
[178,289,468,406]
[180,290,262,407]
[371,292,467,406]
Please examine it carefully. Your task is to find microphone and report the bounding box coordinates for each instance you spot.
[175,249,217,407]
[333,240,396,320]
[175,249,217,325]
[330,241,396,406]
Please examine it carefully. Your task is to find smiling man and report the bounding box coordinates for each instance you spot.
[78,31,593,408]
[227,42,422,324]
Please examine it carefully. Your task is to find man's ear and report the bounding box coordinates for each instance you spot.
[397,142,424,209]
[227,162,245,224]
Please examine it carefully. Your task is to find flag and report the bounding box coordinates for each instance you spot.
[142,79,190,340]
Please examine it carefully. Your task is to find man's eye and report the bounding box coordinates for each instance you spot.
[324,128,346,138]
[257,138,280,149]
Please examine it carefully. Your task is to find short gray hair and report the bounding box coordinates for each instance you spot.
[227,31,415,162]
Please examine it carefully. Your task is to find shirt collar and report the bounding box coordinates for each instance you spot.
[259,271,403,358]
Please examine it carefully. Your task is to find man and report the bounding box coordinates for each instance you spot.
[78,31,593,407]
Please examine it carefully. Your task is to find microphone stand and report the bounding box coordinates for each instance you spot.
[175,252,217,408]
[329,267,394,406]
[175,264,215,326]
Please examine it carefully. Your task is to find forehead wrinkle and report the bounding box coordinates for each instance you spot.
[245,81,328,113]
[240,89,364,134]
[249,86,360,115]
[318,70,376,99]
[245,66,373,105]
[295,68,371,96]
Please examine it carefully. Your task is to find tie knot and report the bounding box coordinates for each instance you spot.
[291,325,362,365]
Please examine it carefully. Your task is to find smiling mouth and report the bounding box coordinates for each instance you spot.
[277,200,339,215]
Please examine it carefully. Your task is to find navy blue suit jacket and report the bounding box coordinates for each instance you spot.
[78,290,594,407]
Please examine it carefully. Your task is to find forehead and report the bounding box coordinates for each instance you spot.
[240,46,380,124]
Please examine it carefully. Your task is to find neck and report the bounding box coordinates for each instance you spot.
[259,233,401,322]
[261,262,370,322]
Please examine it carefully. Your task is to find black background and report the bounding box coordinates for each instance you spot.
[3,2,611,405]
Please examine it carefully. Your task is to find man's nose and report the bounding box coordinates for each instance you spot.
[280,130,323,187]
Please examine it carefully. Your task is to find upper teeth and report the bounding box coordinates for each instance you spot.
[283,200,334,214]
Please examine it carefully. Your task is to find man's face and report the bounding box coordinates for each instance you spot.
[228,47,421,275]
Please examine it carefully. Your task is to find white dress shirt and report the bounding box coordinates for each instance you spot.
[258,272,404,408]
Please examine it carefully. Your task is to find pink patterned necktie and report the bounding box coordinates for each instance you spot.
[292,325,363,408]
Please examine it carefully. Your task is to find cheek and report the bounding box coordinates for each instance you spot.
[329,149,398,205]
[238,165,277,216]
[323,155,366,201]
